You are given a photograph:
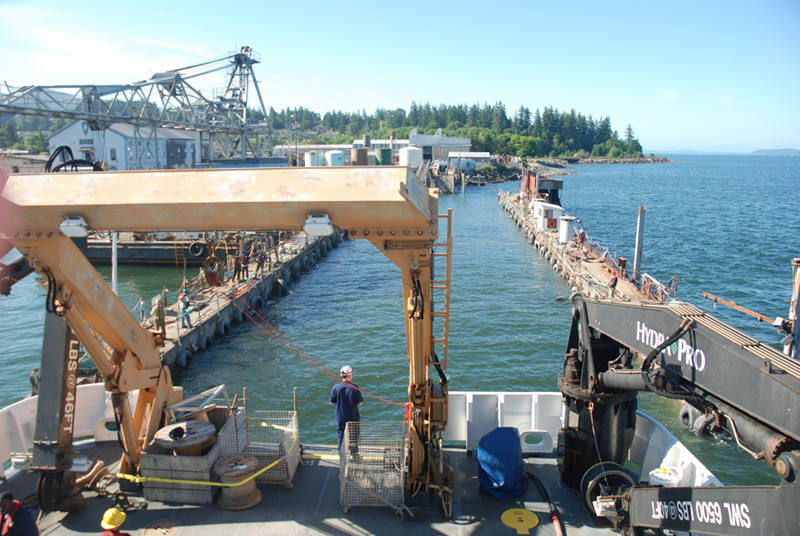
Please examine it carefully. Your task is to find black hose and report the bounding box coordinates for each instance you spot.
[45,146,74,172]
[526,470,566,535]
[51,159,104,173]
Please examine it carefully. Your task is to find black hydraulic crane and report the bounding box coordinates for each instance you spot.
[558,296,799,536]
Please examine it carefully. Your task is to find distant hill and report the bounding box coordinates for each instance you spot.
[751,148,800,156]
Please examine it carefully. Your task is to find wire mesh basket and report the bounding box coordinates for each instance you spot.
[340,421,406,513]
[217,409,301,489]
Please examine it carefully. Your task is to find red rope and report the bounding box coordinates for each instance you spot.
[229,295,407,407]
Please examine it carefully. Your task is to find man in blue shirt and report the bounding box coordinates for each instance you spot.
[329,365,363,453]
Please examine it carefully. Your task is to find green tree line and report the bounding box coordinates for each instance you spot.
[0,116,66,153]
[266,101,643,158]
[2,101,644,159]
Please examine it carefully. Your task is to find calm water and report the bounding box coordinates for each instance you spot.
[1,155,797,486]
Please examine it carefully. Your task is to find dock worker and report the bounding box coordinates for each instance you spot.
[178,292,192,329]
[1,491,39,536]
[150,298,166,341]
[608,270,619,298]
[241,251,250,280]
[231,254,242,282]
[99,507,130,536]
[330,365,363,454]
[254,251,267,277]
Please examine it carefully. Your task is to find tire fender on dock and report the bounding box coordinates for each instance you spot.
[188,241,207,258]
[251,296,263,310]
[177,349,190,368]
[679,404,702,428]
[234,307,244,323]
[218,320,230,336]
[273,278,288,298]
[198,334,209,351]
[693,414,715,436]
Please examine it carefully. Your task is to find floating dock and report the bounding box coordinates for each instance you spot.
[142,231,343,369]
[498,190,675,303]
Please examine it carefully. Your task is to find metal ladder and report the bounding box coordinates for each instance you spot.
[431,209,453,368]
[173,233,186,267]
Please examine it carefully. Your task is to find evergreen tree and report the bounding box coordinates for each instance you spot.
[0,122,19,148]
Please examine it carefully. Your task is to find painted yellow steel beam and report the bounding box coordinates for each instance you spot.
[2,166,436,235]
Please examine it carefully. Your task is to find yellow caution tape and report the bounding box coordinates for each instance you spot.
[117,430,297,488]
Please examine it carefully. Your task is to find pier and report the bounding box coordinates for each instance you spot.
[141,231,344,369]
[498,191,676,303]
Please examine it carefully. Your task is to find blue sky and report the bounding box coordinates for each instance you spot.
[1,0,798,153]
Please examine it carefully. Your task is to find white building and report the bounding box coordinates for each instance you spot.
[407,129,471,161]
[448,151,492,172]
[48,121,199,170]
[273,128,472,165]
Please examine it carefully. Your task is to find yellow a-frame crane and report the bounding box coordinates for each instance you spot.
[1,166,452,511]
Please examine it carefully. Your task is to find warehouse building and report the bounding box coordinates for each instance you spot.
[48,120,200,170]
[273,128,471,164]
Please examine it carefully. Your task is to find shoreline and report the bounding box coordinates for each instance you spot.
[534,156,670,166]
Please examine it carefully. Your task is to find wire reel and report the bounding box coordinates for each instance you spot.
[580,461,634,526]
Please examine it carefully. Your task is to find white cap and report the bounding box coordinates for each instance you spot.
[340,365,353,377]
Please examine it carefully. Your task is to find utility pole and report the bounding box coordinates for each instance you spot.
[632,206,646,283]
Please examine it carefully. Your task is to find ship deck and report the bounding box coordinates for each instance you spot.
[17,444,613,536]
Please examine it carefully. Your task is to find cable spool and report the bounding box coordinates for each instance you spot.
[213,455,262,510]
[580,462,634,517]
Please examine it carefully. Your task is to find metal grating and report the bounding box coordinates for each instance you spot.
[339,421,406,513]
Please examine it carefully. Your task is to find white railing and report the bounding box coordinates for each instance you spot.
[0,384,130,480]
[445,391,564,454]
[445,390,720,487]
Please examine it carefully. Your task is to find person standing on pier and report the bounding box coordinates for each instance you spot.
[608,270,619,298]
[241,251,250,280]
[150,297,166,341]
[330,365,363,454]
[178,292,192,329]
[232,254,241,282]
[255,251,266,277]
